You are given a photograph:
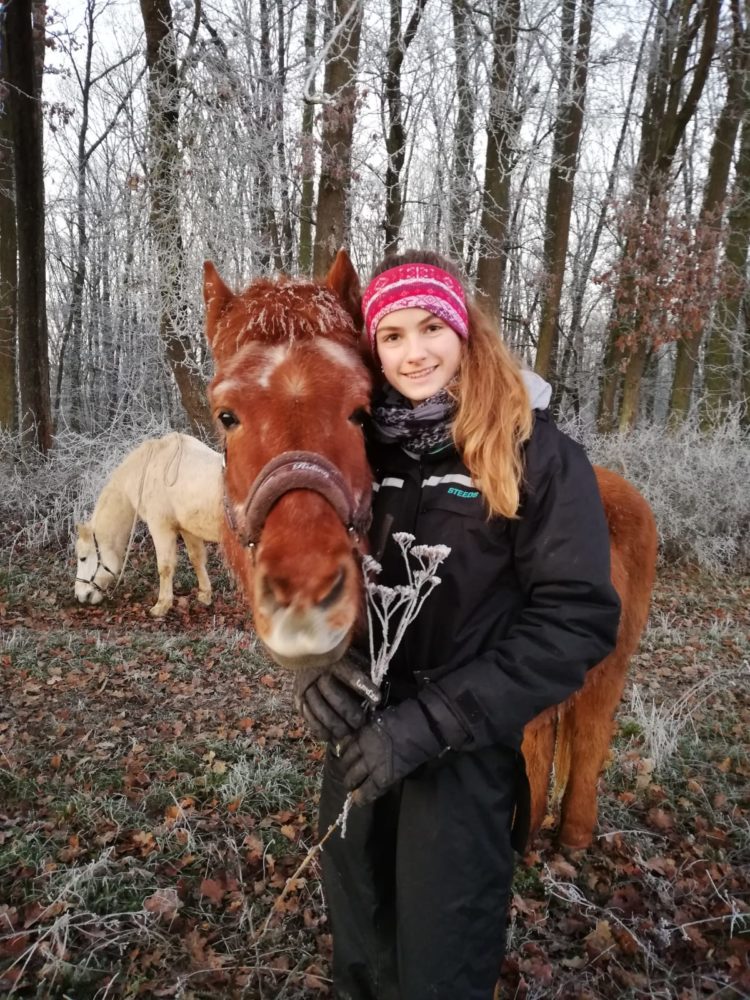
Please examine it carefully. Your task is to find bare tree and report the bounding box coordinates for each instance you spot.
[669,0,749,421]
[0,7,17,431]
[534,0,595,381]
[597,0,721,431]
[382,0,430,255]
[701,38,750,425]
[475,0,520,312]
[139,0,212,434]
[298,0,319,275]
[6,0,51,451]
[312,0,363,276]
[54,0,142,430]
[448,0,476,264]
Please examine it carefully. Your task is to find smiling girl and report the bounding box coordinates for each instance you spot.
[297,249,621,999]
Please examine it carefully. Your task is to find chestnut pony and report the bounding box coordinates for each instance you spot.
[204,251,657,850]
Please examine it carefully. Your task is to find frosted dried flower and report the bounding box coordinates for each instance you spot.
[362,555,382,575]
[392,532,415,545]
[364,534,451,688]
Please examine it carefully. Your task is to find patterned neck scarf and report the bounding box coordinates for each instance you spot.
[370,384,457,455]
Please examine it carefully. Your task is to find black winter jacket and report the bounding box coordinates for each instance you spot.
[364,409,622,754]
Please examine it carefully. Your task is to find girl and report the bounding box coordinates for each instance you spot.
[297,250,621,1000]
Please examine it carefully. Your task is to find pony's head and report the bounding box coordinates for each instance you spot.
[204,251,372,670]
[74,522,119,605]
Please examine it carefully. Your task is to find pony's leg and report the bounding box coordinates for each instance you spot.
[557,656,628,849]
[521,710,556,844]
[181,531,212,606]
[149,524,178,617]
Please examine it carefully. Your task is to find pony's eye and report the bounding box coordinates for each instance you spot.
[218,410,239,429]
[349,408,366,427]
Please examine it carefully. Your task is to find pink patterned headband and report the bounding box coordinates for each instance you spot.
[362,263,469,347]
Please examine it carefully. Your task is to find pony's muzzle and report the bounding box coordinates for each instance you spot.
[75,586,104,606]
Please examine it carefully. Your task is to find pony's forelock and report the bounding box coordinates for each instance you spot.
[210,277,359,361]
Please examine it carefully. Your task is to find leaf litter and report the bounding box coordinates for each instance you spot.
[1,536,748,998]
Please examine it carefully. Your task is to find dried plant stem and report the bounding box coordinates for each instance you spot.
[256,814,343,941]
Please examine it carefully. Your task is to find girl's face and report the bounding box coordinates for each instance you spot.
[374,308,463,404]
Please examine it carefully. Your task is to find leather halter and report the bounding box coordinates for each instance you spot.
[223,450,372,557]
[76,532,117,594]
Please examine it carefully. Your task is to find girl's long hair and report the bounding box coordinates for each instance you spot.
[369,250,533,518]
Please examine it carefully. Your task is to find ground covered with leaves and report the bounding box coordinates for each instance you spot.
[1,534,748,999]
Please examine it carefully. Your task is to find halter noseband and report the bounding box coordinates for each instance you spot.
[224,450,372,558]
[76,532,117,594]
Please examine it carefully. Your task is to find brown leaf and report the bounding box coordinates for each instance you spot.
[646,807,674,831]
[645,855,677,877]
[143,887,182,921]
[548,855,577,880]
[584,920,615,959]
[199,878,226,906]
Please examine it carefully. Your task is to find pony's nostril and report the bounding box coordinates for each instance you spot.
[318,567,346,610]
[261,572,291,610]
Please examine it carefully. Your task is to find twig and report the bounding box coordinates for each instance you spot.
[255,815,343,942]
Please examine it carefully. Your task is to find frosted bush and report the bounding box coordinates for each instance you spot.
[561,415,750,571]
[0,418,175,550]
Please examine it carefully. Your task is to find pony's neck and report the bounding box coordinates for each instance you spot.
[91,481,136,567]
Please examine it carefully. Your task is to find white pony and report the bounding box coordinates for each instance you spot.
[75,433,223,617]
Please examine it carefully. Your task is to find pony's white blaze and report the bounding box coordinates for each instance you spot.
[73,433,223,617]
[282,368,308,396]
[211,376,245,397]
[316,338,361,372]
[257,345,288,388]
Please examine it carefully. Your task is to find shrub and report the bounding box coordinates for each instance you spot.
[561,415,750,570]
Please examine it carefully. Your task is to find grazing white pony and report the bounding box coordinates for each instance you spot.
[75,433,223,617]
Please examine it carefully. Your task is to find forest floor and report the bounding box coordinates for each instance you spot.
[0,533,748,999]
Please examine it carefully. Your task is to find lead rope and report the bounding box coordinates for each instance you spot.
[112,442,154,592]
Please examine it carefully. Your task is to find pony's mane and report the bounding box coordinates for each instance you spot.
[216,277,357,356]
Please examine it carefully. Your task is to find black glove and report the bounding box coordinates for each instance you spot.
[339,696,469,806]
[293,653,381,743]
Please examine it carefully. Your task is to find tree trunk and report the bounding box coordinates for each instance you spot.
[701,110,750,425]
[535,0,594,381]
[274,0,293,271]
[448,0,475,264]
[258,0,282,271]
[298,0,318,275]
[0,12,17,432]
[139,0,212,435]
[312,0,362,277]
[383,0,430,255]
[670,0,748,423]
[6,0,51,452]
[741,294,750,424]
[475,0,520,313]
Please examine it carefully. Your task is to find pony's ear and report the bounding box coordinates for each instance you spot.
[203,261,235,349]
[76,522,93,541]
[326,249,362,332]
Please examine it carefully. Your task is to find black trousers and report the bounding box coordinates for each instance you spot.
[319,744,519,1000]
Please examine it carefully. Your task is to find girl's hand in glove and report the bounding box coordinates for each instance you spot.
[293,655,380,742]
[339,700,449,805]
